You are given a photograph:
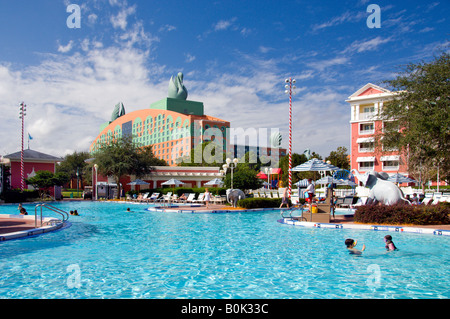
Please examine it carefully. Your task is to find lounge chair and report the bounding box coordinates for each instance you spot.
[212,195,226,204]
[156,192,172,203]
[146,192,160,202]
[340,196,354,208]
[138,193,149,202]
[186,193,196,203]
[193,193,205,203]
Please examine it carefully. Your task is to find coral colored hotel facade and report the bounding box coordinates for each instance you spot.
[346,83,408,177]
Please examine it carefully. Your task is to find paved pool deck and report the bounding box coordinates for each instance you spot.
[0,216,37,234]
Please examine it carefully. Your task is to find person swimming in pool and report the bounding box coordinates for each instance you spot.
[345,238,365,255]
[384,235,398,251]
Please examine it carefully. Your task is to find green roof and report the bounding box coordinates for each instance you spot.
[150,98,204,116]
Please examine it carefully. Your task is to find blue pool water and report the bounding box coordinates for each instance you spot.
[1,201,449,299]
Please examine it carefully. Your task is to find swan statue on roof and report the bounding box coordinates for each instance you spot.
[111,102,126,123]
[168,72,188,100]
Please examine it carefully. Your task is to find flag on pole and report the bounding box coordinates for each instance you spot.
[28,133,33,149]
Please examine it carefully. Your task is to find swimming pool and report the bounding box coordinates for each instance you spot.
[1,201,449,299]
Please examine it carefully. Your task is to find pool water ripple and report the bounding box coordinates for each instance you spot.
[1,201,449,299]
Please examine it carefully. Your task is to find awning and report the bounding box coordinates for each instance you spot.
[356,137,375,143]
[356,156,375,162]
[380,155,400,161]
[270,168,282,175]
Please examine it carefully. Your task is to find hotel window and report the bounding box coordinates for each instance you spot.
[359,161,374,171]
[357,157,375,171]
[359,142,374,152]
[381,156,400,170]
[359,122,374,135]
[382,160,399,170]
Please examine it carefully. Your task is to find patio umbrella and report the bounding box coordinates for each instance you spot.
[127,179,150,192]
[315,176,357,186]
[205,178,224,186]
[256,172,268,179]
[127,179,150,186]
[294,179,309,187]
[291,158,340,172]
[205,178,224,196]
[387,173,416,184]
[161,178,184,186]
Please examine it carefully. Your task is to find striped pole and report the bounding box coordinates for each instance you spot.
[288,79,292,198]
[19,103,26,191]
[284,78,296,198]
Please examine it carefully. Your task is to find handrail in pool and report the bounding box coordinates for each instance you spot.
[34,204,70,228]
[281,205,307,221]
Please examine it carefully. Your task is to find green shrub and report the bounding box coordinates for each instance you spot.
[1,189,40,203]
[354,203,450,225]
[237,197,291,209]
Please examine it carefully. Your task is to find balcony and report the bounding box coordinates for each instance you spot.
[358,112,377,121]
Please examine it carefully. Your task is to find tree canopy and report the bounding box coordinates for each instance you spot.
[93,136,166,198]
[380,52,450,185]
[26,170,69,198]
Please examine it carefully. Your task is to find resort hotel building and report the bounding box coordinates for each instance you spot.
[346,83,408,178]
[89,73,286,194]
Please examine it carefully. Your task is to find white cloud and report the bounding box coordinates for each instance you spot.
[159,24,176,33]
[185,53,196,63]
[57,40,74,53]
[88,13,98,25]
[214,18,237,31]
[312,11,366,31]
[0,43,166,156]
[308,57,349,72]
[110,5,136,30]
[343,36,393,54]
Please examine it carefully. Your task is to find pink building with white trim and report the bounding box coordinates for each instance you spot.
[346,83,409,178]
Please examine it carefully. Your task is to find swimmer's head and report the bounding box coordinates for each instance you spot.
[345,238,355,248]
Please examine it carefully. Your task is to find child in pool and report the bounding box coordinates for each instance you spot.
[345,238,365,255]
[384,235,398,251]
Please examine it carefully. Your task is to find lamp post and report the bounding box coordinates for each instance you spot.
[76,168,79,198]
[94,164,98,200]
[284,78,296,198]
[265,167,271,189]
[223,158,239,189]
[19,102,27,191]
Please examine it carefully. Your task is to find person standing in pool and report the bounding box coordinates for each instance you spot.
[280,188,290,208]
[345,238,365,255]
[384,235,398,251]
[18,204,28,215]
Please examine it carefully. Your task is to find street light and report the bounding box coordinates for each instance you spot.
[223,158,239,189]
[284,78,296,198]
[94,164,98,200]
[265,167,271,189]
[76,168,79,198]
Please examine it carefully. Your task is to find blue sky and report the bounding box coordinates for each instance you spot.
[0,0,448,159]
